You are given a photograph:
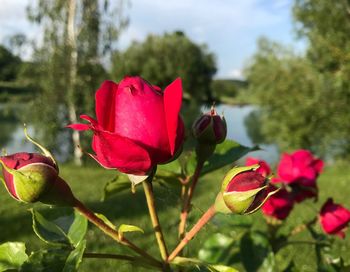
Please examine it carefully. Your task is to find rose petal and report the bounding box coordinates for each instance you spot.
[95,80,118,132]
[277,154,295,183]
[92,129,152,175]
[320,198,350,237]
[66,124,90,131]
[163,78,183,155]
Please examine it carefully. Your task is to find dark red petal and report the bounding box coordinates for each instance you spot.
[95,80,118,132]
[163,78,183,155]
[92,130,152,175]
[226,171,266,192]
[312,159,324,174]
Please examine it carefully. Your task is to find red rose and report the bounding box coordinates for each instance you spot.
[245,157,271,177]
[320,198,350,238]
[276,150,323,184]
[69,76,185,175]
[262,186,294,220]
[274,150,323,202]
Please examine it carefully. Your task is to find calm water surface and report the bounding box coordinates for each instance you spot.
[0,104,279,164]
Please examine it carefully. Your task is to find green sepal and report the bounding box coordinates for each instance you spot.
[245,187,280,214]
[15,163,58,203]
[24,125,57,168]
[222,185,268,214]
[221,165,260,192]
[214,192,232,214]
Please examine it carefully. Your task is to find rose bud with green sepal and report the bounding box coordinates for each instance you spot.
[215,165,279,215]
[0,129,76,206]
[192,106,227,162]
[192,106,227,145]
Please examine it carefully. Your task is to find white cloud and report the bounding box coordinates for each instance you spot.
[0,0,298,74]
[227,68,245,80]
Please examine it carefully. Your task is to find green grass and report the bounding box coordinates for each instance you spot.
[1,162,350,271]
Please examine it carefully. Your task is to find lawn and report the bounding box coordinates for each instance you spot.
[0,161,349,271]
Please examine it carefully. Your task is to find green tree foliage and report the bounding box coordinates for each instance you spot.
[0,45,21,81]
[245,0,350,158]
[23,0,128,162]
[111,31,217,103]
[245,38,328,154]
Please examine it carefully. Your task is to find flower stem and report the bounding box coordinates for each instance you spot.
[178,161,204,240]
[291,217,317,236]
[83,252,163,269]
[142,177,169,261]
[83,252,135,260]
[73,199,161,267]
[168,205,216,262]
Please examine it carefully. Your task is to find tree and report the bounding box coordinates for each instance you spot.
[25,0,128,164]
[0,45,21,82]
[111,31,217,103]
[245,0,350,158]
[245,38,329,154]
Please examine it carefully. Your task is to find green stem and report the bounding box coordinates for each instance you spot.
[168,205,216,262]
[83,252,141,261]
[178,161,204,240]
[83,252,163,269]
[142,177,169,261]
[290,217,317,236]
[73,199,161,267]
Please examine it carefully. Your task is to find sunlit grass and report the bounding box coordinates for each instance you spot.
[0,162,349,271]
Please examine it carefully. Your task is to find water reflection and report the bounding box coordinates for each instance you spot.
[0,104,35,154]
[204,104,279,165]
[1,103,279,164]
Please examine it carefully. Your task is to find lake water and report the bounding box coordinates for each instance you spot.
[0,104,279,164]
[204,104,279,164]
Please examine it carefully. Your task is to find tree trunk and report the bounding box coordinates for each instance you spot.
[67,0,83,166]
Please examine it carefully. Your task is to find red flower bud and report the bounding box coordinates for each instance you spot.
[215,165,278,215]
[0,152,74,206]
[262,186,294,220]
[0,153,58,202]
[68,76,185,176]
[320,198,350,238]
[245,157,271,177]
[192,106,227,145]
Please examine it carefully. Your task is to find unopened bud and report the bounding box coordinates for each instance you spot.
[215,165,278,215]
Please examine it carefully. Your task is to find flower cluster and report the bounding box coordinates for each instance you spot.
[246,151,350,238]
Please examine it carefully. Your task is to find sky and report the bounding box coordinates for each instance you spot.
[0,0,304,79]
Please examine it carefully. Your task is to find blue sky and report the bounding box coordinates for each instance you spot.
[0,0,304,79]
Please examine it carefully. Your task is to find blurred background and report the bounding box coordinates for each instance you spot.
[0,0,313,166]
[1,1,350,271]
